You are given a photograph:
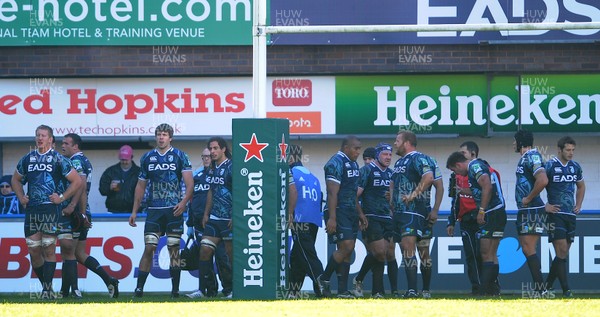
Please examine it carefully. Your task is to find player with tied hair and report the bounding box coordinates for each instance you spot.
[353,142,394,298]
[317,136,367,298]
[513,129,549,297]
[198,136,234,298]
[186,146,233,299]
[12,125,83,300]
[129,123,194,298]
[544,136,585,298]
[60,133,119,298]
[446,151,506,297]
[390,130,441,299]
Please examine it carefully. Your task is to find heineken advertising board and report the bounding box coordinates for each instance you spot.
[336,74,600,135]
[0,0,252,45]
[232,118,289,299]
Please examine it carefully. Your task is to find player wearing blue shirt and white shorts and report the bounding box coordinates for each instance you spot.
[544,136,585,297]
[129,124,194,298]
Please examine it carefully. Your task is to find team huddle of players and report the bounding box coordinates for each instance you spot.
[13,123,583,299]
[319,130,584,298]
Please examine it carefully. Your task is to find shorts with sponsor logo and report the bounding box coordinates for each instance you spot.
[547,213,576,243]
[325,207,358,244]
[392,211,427,241]
[477,208,506,239]
[144,207,184,236]
[516,207,545,235]
[362,216,393,243]
[204,219,232,241]
[24,204,61,237]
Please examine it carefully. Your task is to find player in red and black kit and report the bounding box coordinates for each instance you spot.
[447,141,501,296]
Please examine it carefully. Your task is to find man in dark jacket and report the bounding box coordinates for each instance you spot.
[99,145,141,213]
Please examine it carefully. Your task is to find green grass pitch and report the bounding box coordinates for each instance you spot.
[2,292,600,317]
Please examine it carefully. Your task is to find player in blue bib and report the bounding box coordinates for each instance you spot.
[544,136,585,297]
[287,145,325,298]
[317,136,367,298]
[129,124,193,299]
[513,129,549,296]
[12,125,82,300]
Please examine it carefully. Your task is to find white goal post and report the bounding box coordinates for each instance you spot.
[252,0,600,118]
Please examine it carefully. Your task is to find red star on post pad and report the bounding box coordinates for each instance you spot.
[240,133,269,162]
[278,134,288,162]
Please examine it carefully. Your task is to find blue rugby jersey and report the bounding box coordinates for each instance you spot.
[190,167,211,215]
[425,156,443,210]
[391,151,434,216]
[70,152,93,195]
[545,157,583,215]
[467,158,505,212]
[323,151,360,211]
[515,148,546,210]
[207,159,233,220]
[139,147,192,209]
[15,148,73,207]
[58,151,93,213]
[358,162,392,218]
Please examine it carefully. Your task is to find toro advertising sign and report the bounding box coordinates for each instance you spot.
[336,74,600,135]
[0,0,252,46]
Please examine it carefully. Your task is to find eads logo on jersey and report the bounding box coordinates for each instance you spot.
[272,79,312,106]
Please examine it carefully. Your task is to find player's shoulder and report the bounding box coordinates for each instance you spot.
[568,159,583,171]
[139,149,155,161]
[325,152,343,166]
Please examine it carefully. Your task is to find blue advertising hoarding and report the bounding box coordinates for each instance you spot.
[270,0,600,45]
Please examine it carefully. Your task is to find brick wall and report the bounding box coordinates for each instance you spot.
[1,43,599,77]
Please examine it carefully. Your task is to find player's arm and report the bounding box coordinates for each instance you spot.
[325,179,340,234]
[50,169,82,205]
[174,170,194,216]
[428,178,443,224]
[523,168,548,206]
[288,182,298,226]
[405,172,433,202]
[574,179,586,214]
[62,174,86,216]
[476,173,492,225]
[128,179,147,227]
[77,180,88,215]
[11,171,28,207]
[202,188,213,228]
[388,180,395,215]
